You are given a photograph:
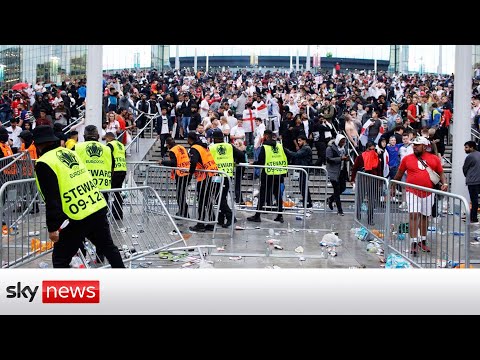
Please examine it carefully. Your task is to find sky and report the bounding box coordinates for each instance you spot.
[102,45,458,74]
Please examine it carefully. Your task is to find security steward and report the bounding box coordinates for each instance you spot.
[0,126,16,174]
[187,131,219,233]
[32,125,124,268]
[247,129,287,223]
[74,125,113,202]
[209,131,246,228]
[158,136,191,218]
[105,132,127,220]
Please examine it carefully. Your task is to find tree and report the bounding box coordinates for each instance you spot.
[326,52,333,58]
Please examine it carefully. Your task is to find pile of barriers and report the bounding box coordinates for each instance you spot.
[354,171,471,268]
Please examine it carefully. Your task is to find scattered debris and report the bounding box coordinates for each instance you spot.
[28,231,40,236]
[131,234,139,238]
[273,244,283,250]
[266,239,280,245]
[299,257,306,261]
[216,247,225,252]
[235,226,246,230]
[470,241,480,245]
[229,256,243,260]
[294,246,304,253]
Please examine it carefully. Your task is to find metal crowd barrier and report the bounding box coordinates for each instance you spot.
[0,151,35,183]
[144,165,233,239]
[1,179,47,268]
[354,171,471,268]
[354,172,390,241]
[236,163,309,228]
[387,179,470,268]
[290,165,328,215]
[88,185,194,268]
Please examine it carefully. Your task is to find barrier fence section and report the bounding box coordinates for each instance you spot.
[387,180,470,268]
[354,171,471,268]
[91,186,191,268]
[290,165,328,215]
[354,172,390,244]
[236,164,309,228]
[0,179,48,268]
[0,151,35,183]
[144,165,233,239]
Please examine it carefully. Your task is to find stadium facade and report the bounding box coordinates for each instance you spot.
[0,45,170,88]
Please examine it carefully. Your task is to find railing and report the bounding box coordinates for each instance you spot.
[0,179,47,268]
[236,163,309,228]
[143,165,232,239]
[121,112,160,154]
[354,171,471,268]
[472,128,480,143]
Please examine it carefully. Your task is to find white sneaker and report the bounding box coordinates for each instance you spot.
[470,221,480,225]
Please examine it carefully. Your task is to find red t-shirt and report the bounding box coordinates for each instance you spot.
[116,116,127,145]
[399,152,443,197]
[407,104,417,124]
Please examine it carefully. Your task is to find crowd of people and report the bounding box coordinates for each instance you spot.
[3,65,480,264]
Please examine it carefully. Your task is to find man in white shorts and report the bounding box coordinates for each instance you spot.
[392,136,447,256]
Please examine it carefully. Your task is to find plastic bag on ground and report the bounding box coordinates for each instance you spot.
[385,254,412,269]
[319,233,343,247]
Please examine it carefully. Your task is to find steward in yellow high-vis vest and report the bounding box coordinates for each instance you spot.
[209,131,247,227]
[105,132,127,220]
[247,129,287,224]
[74,125,113,193]
[33,125,124,268]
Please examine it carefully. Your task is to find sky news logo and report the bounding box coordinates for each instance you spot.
[5,281,100,303]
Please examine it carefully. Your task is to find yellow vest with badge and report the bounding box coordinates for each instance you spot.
[209,142,234,177]
[264,143,288,175]
[74,141,112,190]
[108,139,127,172]
[35,147,106,220]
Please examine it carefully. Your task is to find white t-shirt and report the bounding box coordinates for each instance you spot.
[6,126,22,149]
[227,115,238,130]
[399,144,414,161]
[200,99,210,118]
[160,116,170,134]
[230,125,245,142]
[254,123,265,149]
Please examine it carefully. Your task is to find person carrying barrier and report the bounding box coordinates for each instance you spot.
[158,136,191,218]
[187,131,219,232]
[209,130,246,228]
[247,129,287,223]
[32,125,124,268]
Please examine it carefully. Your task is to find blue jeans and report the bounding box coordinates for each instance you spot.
[182,117,191,133]
[253,147,262,178]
